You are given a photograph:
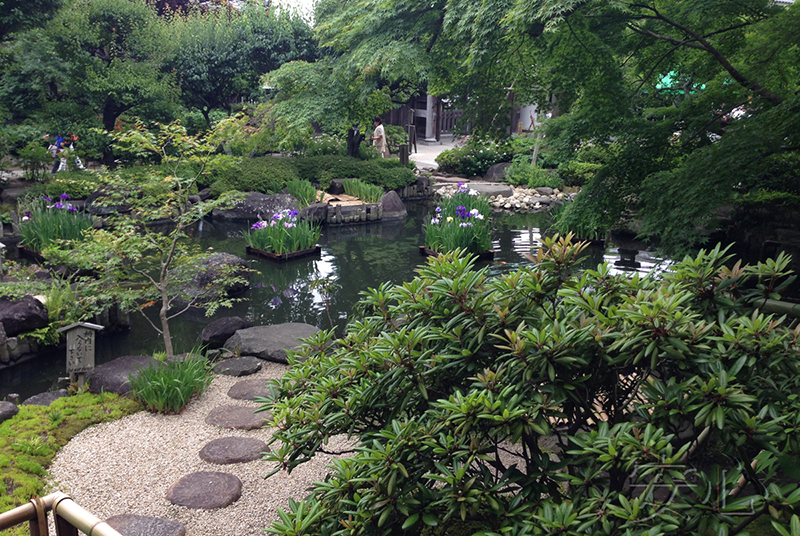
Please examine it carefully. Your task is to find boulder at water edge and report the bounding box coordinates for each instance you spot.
[467,183,514,198]
[483,162,512,183]
[300,202,328,223]
[380,191,407,220]
[183,253,250,301]
[0,295,49,337]
[22,389,69,406]
[87,355,161,395]
[211,193,298,221]
[222,323,320,364]
[201,316,253,349]
[0,401,18,424]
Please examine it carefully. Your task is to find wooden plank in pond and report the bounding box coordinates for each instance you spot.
[245,245,322,263]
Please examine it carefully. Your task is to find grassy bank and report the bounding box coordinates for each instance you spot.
[0,392,141,534]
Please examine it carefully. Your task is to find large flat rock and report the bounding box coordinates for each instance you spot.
[467,183,514,198]
[166,471,242,509]
[22,389,69,406]
[205,405,270,430]
[0,295,49,337]
[87,355,160,395]
[106,514,186,536]
[223,323,320,364]
[212,193,298,222]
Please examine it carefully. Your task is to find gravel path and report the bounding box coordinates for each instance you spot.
[47,362,351,536]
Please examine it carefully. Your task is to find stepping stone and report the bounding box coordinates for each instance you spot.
[205,405,270,430]
[166,471,242,509]
[214,356,262,377]
[199,437,269,465]
[227,379,276,401]
[106,514,186,536]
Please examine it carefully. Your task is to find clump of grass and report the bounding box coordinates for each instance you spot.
[286,179,319,208]
[18,195,93,252]
[342,179,384,203]
[130,355,213,414]
[0,392,141,524]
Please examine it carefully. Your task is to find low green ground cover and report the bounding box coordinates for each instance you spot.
[0,392,142,533]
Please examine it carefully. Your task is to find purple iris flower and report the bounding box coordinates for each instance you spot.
[43,196,52,202]
[60,193,70,200]
[288,210,299,217]
[68,206,77,212]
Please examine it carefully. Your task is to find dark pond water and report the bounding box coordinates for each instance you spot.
[1,202,670,400]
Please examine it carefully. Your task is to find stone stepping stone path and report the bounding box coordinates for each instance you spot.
[214,356,262,377]
[166,471,242,509]
[227,378,277,401]
[205,405,270,430]
[106,514,186,536]
[199,437,269,465]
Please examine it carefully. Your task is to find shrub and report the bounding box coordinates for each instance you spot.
[130,355,213,414]
[210,156,299,197]
[18,196,93,252]
[298,134,345,157]
[18,141,52,181]
[557,160,602,187]
[242,210,321,254]
[435,138,512,176]
[342,179,384,203]
[286,179,319,208]
[264,240,800,536]
[294,155,416,191]
[31,170,106,200]
[424,185,492,253]
[504,161,564,189]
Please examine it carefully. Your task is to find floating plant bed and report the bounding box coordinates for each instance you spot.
[246,245,322,263]
[17,244,46,264]
[419,246,495,261]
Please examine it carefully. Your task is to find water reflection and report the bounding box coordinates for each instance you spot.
[1,203,670,399]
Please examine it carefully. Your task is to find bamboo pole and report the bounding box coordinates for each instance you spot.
[0,492,123,536]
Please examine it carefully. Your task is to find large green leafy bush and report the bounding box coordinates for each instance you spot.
[435,139,513,177]
[210,156,300,197]
[294,155,415,190]
[264,238,800,536]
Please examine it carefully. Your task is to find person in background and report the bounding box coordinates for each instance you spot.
[370,116,388,158]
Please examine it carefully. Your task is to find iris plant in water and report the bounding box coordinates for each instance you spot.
[242,209,321,255]
[18,194,93,252]
[424,189,492,254]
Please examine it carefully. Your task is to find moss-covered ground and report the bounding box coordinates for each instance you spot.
[0,392,141,535]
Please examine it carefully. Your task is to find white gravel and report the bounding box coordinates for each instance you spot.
[47,362,352,536]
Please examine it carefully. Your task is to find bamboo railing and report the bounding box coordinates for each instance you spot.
[0,492,122,536]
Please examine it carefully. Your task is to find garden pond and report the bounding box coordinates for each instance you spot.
[1,202,669,400]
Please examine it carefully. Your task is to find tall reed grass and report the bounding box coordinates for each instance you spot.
[18,195,92,252]
[286,179,319,208]
[130,354,213,414]
[342,179,384,203]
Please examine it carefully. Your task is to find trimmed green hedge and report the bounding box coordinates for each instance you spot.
[210,156,300,197]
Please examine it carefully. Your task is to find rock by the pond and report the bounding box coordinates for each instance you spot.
[199,437,269,465]
[184,253,250,300]
[106,515,186,536]
[223,323,320,364]
[205,405,269,430]
[535,186,555,196]
[213,356,262,377]
[87,355,160,395]
[300,202,328,223]
[0,401,18,423]
[380,191,407,220]
[211,192,298,221]
[22,389,68,406]
[0,295,49,337]
[201,316,253,349]
[329,178,351,195]
[227,378,276,401]
[466,183,514,198]
[483,162,512,183]
[166,471,242,509]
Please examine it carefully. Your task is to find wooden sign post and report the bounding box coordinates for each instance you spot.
[56,322,103,388]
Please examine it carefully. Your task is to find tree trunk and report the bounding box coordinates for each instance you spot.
[201,108,211,129]
[159,285,174,358]
[102,100,120,167]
